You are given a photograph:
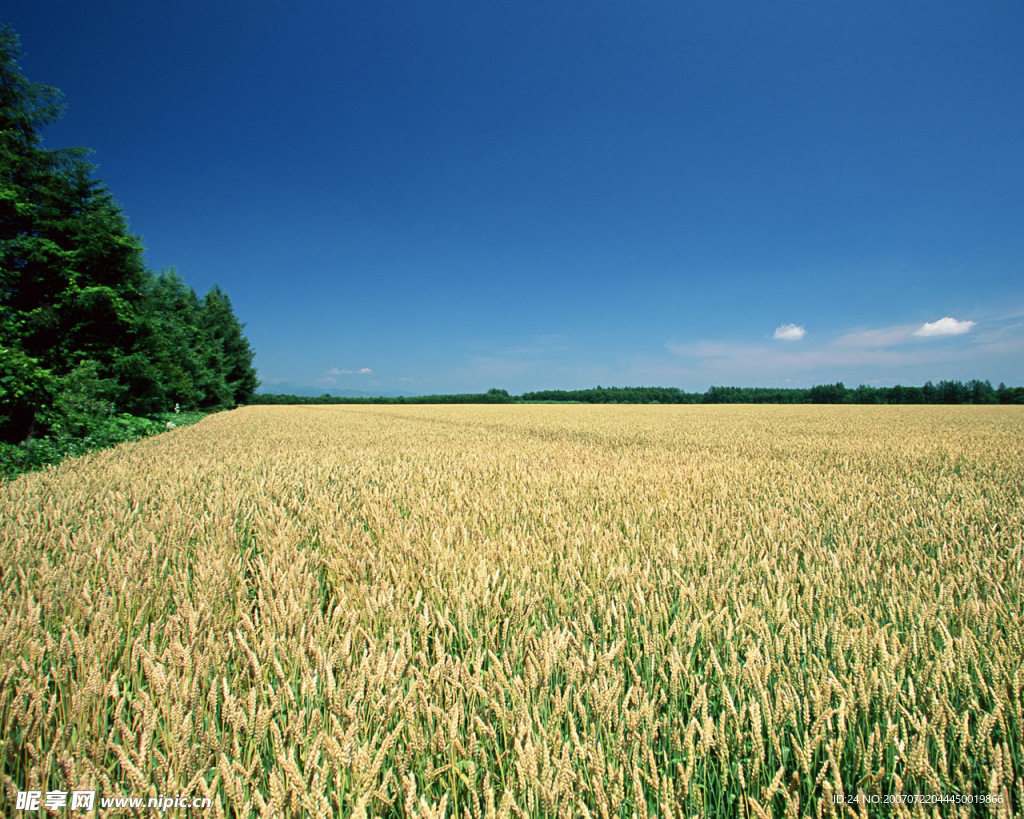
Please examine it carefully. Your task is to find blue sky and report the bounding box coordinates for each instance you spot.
[6,1,1023,394]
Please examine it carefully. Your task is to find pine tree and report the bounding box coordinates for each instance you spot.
[1,25,70,441]
[2,24,261,455]
[1,26,149,417]
[200,285,259,405]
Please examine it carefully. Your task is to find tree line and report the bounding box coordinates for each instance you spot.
[254,388,518,406]
[253,380,1023,406]
[1,26,257,471]
[702,380,1021,404]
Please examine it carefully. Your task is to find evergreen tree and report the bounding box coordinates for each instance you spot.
[133,269,207,411]
[199,285,258,405]
[0,345,51,443]
[1,24,258,452]
[1,26,149,425]
[1,25,71,441]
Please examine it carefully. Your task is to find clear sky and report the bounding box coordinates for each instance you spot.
[6,1,1023,394]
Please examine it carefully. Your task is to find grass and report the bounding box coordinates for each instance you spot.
[1,404,1021,817]
[0,409,207,480]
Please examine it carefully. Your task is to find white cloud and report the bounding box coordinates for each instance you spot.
[656,308,1022,386]
[667,339,912,373]
[913,317,975,338]
[663,315,1007,385]
[773,323,806,341]
[326,367,372,375]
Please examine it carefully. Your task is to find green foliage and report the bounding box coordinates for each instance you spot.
[808,381,847,404]
[524,386,703,404]
[0,25,257,473]
[0,346,54,443]
[49,359,122,437]
[133,269,220,412]
[200,285,259,405]
[253,390,520,406]
[253,380,1024,406]
[0,408,204,480]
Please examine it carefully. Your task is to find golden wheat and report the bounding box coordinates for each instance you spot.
[1,404,1022,816]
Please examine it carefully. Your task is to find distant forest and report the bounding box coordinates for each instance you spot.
[1,27,257,475]
[255,379,1024,406]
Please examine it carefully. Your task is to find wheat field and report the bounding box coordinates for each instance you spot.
[1,405,1022,817]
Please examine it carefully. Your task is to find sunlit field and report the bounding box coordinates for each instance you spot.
[2,405,1022,817]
